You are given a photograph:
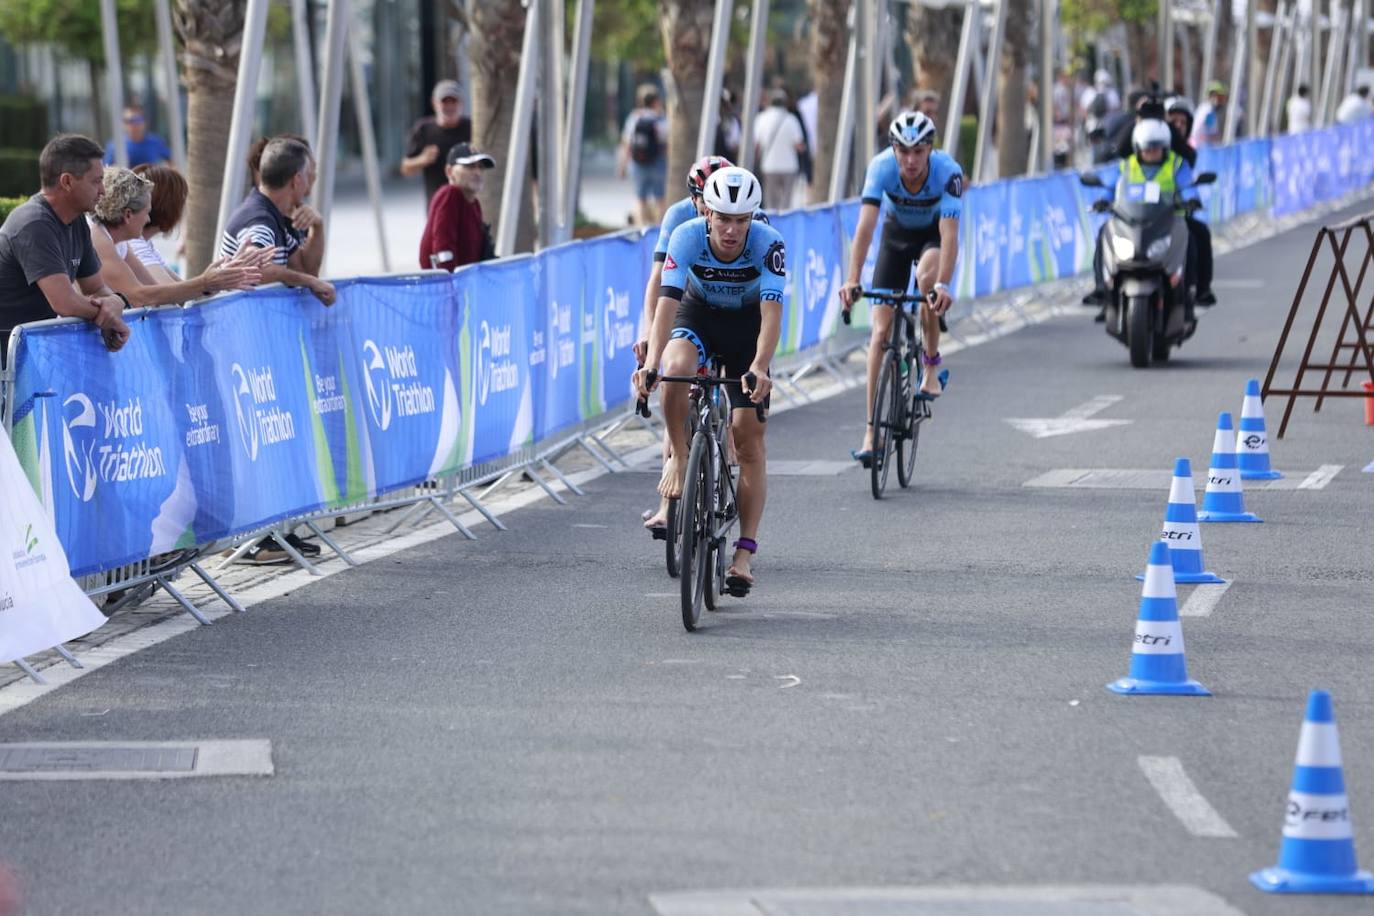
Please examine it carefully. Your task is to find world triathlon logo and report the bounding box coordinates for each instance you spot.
[60,393,98,502]
[231,364,259,460]
[361,339,393,431]
[477,320,518,407]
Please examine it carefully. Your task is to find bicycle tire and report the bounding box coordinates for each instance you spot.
[870,355,897,499]
[665,497,681,578]
[897,364,920,488]
[704,441,734,611]
[679,432,713,631]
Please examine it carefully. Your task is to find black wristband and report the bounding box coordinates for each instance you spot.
[113,291,130,309]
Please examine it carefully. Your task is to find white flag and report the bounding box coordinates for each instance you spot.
[0,423,106,664]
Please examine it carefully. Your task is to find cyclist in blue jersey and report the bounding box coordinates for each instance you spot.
[633,167,783,595]
[838,110,962,464]
[637,156,769,536]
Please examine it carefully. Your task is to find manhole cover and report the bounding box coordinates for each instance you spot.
[0,740,273,780]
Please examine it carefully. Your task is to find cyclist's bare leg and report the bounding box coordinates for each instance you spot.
[657,339,697,499]
[860,303,894,452]
[728,407,767,584]
[643,428,673,528]
[916,250,944,397]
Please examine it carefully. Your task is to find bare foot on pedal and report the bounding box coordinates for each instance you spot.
[657,456,686,499]
[919,366,943,398]
[643,495,671,530]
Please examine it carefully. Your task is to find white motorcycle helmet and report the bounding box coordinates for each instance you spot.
[1131,119,1172,157]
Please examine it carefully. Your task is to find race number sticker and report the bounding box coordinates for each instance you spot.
[764,241,786,276]
[1143,181,1162,203]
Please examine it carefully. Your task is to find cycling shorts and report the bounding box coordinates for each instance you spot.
[669,301,769,413]
[872,218,942,294]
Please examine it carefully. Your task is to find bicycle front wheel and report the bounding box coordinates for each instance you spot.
[870,356,898,499]
[897,369,921,488]
[664,497,681,578]
[678,432,714,631]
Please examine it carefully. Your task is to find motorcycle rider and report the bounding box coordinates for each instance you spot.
[1090,119,1202,325]
[1164,95,1217,306]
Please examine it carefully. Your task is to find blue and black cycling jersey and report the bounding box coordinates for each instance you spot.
[861,147,965,230]
[659,217,786,311]
[653,198,770,263]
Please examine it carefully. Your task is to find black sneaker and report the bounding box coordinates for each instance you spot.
[239,537,291,565]
[1093,307,1107,323]
[283,532,321,557]
[1196,290,1217,306]
[1082,289,1107,306]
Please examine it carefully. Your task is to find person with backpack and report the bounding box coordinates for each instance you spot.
[617,84,669,227]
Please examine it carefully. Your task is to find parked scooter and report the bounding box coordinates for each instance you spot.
[1080,170,1215,367]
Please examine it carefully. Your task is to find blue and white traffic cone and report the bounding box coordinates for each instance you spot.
[1108,542,1210,696]
[1237,379,1283,481]
[1197,412,1262,523]
[1250,690,1374,894]
[1137,458,1225,584]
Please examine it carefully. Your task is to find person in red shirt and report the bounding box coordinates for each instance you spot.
[419,143,497,271]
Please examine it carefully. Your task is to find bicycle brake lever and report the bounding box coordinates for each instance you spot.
[842,306,852,326]
[636,397,652,419]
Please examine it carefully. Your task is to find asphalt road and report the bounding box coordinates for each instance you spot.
[1,201,1372,916]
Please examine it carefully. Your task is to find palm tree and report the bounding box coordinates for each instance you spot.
[906,2,963,135]
[174,0,245,276]
[470,0,535,252]
[659,0,716,211]
[996,0,1032,178]
[807,0,848,203]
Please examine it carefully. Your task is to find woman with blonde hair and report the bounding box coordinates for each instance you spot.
[86,166,270,306]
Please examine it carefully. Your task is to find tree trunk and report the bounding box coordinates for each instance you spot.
[659,0,716,211]
[807,0,848,203]
[996,0,1031,178]
[470,0,535,253]
[1125,21,1154,90]
[174,0,245,277]
[1251,0,1278,133]
[907,4,963,132]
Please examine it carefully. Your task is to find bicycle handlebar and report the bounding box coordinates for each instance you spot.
[842,286,940,325]
[634,369,767,423]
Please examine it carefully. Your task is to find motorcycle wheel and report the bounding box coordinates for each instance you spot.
[1127,295,1152,368]
[1151,331,1172,363]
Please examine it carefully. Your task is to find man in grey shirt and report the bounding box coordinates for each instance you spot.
[0,134,130,366]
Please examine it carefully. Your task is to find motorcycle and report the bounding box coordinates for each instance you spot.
[1079,170,1215,367]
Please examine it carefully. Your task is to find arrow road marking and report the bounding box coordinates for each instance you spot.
[1297,464,1343,489]
[774,675,801,689]
[1138,756,1238,838]
[1006,395,1132,439]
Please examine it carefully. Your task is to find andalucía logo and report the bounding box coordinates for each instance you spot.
[11,522,46,571]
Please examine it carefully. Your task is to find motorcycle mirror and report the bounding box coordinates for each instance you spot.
[1194,172,1217,185]
[1079,172,1104,188]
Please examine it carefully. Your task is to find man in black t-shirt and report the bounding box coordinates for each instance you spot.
[0,134,130,365]
[401,80,474,206]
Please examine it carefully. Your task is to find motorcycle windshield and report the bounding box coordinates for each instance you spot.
[1112,197,1175,231]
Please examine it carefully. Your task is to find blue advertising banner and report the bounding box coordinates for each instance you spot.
[7,131,1370,576]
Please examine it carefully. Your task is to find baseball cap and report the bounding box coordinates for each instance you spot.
[446,143,495,168]
[432,80,463,102]
[1207,81,1227,96]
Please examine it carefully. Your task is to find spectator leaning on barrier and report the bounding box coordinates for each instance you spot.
[400,80,474,208]
[418,143,497,271]
[219,136,336,306]
[617,84,669,227]
[1335,85,1372,125]
[104,103,172,168]
[0,134,130,362]
[1286,84,1312,134]
[88,167,265,307]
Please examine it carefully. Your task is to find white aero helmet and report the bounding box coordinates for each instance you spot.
[701,166,762,216]
[888,110,936,148]
[1131,118,1172,156]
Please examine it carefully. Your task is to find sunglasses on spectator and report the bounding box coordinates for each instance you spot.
[123,115,146,125]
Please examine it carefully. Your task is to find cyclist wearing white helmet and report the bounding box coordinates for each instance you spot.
[632,166,786,595]
[839,109,964,464]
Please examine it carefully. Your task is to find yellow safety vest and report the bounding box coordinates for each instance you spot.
[1125,152,1178,194]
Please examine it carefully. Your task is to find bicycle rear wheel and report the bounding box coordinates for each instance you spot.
[678,432,713,631]
[664,498,681,578]
[870,355,898,499]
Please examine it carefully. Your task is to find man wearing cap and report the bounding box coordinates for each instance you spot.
[419,143,497,271]
[401,80,474,206]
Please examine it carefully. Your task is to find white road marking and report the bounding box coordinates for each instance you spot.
[1137,756,1238,838]
[1297,464,1343,489]
[1180,582,1230,618]
[645,593,677,598]
[774,675,801,689]
[1211,278,1265,289]
[1006,395,1132,439]
[1364,460,1374,473]
[571,523,608,528]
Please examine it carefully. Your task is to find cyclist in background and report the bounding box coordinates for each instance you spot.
[632,167,784,596]
[838,110,962,467]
